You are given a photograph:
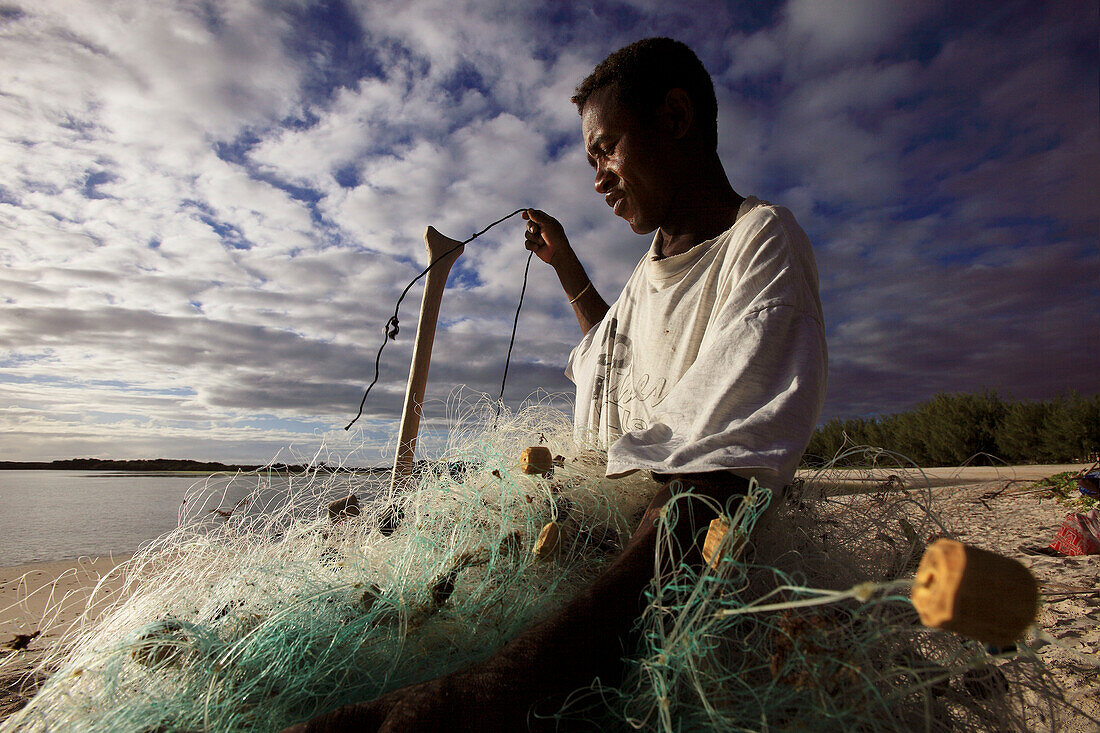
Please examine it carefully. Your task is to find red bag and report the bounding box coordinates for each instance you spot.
[1048,509,1100,556]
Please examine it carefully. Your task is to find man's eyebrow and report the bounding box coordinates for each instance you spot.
[585,134,610,157]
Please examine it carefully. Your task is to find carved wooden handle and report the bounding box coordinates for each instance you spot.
[390,226,464,491]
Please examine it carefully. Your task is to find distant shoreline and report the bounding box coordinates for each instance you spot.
[0,459,381,473]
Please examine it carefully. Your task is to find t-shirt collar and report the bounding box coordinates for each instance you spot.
[644,196,761,284]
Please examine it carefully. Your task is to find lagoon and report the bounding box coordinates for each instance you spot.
[0,470,292,566]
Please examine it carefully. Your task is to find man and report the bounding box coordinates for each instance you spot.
[291,37,826,732]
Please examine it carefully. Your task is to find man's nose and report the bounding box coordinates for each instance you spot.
[594,164,615,194]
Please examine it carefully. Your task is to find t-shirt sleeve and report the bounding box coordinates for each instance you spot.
[605,209,828,488]
[606,305,826,486]
[565,321,600,386]
[564,319,603,442]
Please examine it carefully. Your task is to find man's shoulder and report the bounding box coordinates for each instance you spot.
[710,197,821,312]
[711,198,811,268]
[733,198,807,242]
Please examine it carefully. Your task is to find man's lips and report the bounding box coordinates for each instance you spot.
[606,192,626,216]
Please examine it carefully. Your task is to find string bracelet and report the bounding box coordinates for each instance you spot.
[569,280,593,304]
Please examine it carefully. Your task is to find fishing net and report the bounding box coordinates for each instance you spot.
[0,403,1084,731]
[553,445,1080,731]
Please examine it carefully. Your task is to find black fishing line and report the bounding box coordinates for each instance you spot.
[345,207,531,431]
[497,249,534,412]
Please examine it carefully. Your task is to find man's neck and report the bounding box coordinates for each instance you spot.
[655,159,743,258]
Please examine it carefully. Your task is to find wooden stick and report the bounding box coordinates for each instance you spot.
[390,226,464,492]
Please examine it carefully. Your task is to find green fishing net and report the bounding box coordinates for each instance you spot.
[0,403,1083,731]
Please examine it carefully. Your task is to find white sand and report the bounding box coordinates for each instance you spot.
[795,462,1098,729]
[918,469,1099,730]
[0,555,131,719]
[1,554,132,643]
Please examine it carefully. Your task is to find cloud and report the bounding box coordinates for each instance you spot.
[0,0,1095,465]
[782,0,939,67]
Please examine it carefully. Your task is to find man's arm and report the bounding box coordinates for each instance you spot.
[523,209,609,334]
[284,475,743,732]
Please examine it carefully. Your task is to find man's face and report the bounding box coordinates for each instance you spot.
[581,87,671,235]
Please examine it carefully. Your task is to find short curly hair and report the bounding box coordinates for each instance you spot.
[572,37,718,148]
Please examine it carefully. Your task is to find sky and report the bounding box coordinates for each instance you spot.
[1,0,1097,465]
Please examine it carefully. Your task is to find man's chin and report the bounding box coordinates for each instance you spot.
[611,204,656,235]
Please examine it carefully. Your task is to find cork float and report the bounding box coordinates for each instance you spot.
[910,538,1039,646]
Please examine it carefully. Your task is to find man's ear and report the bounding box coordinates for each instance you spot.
[659,88,694,140]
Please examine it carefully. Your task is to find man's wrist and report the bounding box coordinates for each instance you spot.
[549,245,579,272]
[552,250,588,293]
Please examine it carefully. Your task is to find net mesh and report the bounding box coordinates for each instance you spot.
[0,401,1082,731]
[555,447,1074,731]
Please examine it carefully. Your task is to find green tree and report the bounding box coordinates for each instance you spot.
[909,392,1004,465]
[1043,393,1100,461]
[996,400,1052,463]
[803,391,1098,467]
[805,417,847,463]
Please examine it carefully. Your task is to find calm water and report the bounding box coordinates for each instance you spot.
[0,471,303,566]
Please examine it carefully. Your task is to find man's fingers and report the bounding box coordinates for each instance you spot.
[525,213,544,238]
[523,209,567,264]
[524,224,546,254]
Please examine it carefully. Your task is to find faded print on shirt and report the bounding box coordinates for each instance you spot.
[592,317,669,439]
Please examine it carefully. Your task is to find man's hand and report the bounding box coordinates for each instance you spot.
[522,209,570,266]
[522,208,609,332]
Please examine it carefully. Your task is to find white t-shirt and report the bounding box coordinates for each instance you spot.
[565,196,827,489]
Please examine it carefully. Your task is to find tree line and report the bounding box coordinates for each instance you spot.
[0,458,365,473]
[804,392,1100,467]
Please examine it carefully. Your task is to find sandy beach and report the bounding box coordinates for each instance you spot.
[915,467,1099,729]
[1,555,132,642]
[1,554,132,719]
[1,465,1096,728]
